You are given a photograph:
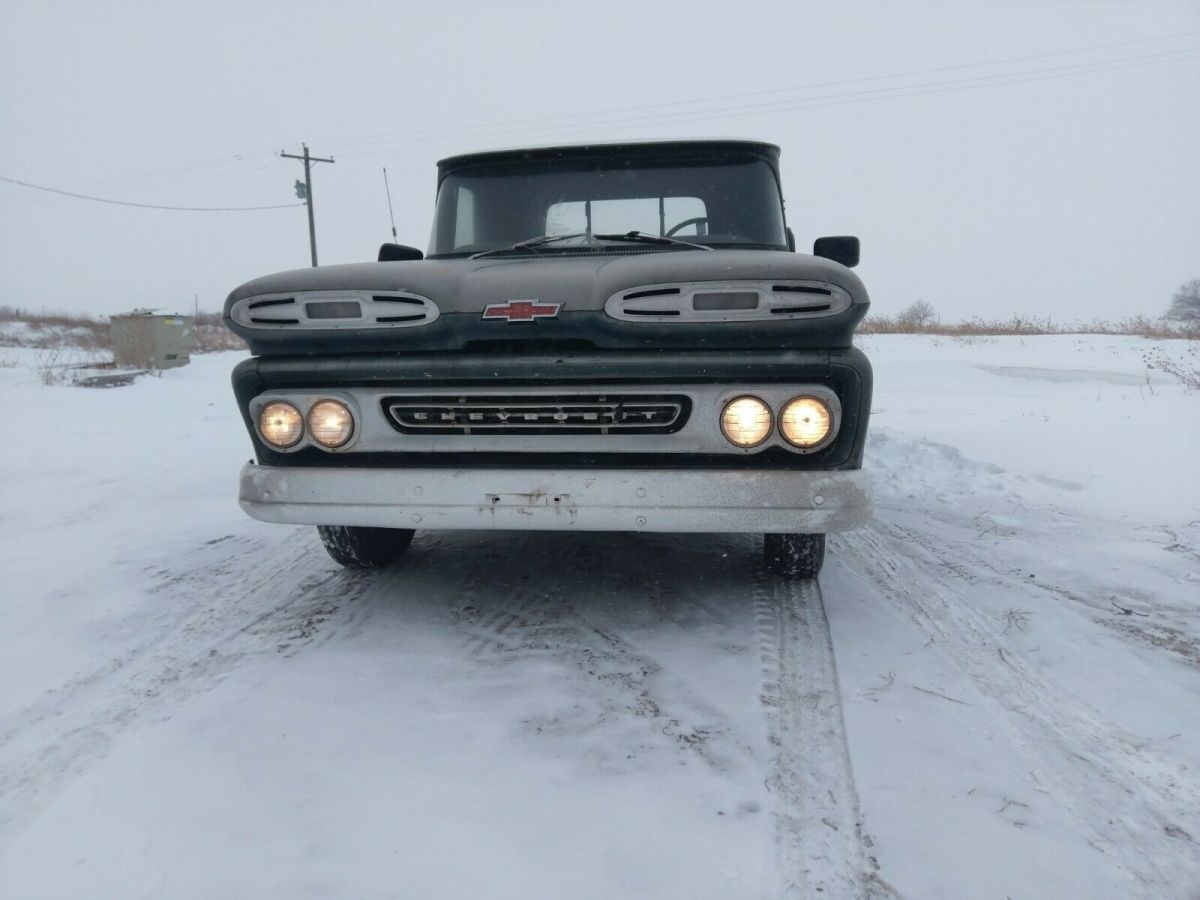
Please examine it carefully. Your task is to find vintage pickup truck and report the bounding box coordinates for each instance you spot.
[224,139,872,578]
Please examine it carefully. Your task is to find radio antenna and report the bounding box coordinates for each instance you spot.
[382,167,399,244]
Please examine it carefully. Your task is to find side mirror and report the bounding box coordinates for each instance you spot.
[813,236,860,268]
[378,243,424,262]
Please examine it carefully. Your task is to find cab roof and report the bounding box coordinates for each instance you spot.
[436,139,781,178]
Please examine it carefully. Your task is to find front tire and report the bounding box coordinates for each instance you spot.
[764,533,826,579]
[317,525,415,568]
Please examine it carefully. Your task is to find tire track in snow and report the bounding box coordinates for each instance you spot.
[885,505,1200,669]
[0,533,276,747]
[0,529,369,852]
[444,531,892,892]
[442,532,745,769]
[756,565,890,899]
[838,523,1200,898]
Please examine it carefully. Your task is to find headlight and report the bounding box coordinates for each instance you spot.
[307,399,354,449]
[720,396,772,448]
[779,396,833,449]
[258,401,304,448]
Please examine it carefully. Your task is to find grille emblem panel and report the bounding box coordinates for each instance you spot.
[482,300,563,322]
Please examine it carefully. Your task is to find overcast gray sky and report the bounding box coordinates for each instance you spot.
[2,0,1197,321]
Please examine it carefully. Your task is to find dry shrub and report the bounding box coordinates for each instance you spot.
[1145,345,1200,391]
[0,306,110,350]
[31,346,111,385]
[1167,278,1200,326]
[1,307,246,354]
[860,314,1199,340]
[193,311,247,353]
[33,347,68,385]
[897,299,937,329]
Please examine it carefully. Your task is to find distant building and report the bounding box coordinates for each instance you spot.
[110,310,194,369]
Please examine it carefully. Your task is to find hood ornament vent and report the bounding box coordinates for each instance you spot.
[231,290,439,330]
[605,280,851,323]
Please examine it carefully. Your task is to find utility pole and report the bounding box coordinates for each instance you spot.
[280,143,334,266]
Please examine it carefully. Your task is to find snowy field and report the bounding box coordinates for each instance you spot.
[1,335,1197,899]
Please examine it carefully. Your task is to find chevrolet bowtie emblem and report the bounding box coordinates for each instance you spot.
[482,300,563,322]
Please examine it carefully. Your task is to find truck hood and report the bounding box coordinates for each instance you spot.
[224,249,869,355]
[228,250,865,312]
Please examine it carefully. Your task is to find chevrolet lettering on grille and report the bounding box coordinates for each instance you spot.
[384,395,688,435]
[481,300,563,322]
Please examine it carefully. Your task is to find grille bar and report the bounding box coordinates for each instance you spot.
[384,394,688,435]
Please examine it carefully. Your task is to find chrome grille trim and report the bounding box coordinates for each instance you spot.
[605,280,851,322]
[250,383,839,456]
[230,290,439,330]
[383,394,689,435]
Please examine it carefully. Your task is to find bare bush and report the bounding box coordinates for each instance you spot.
[193,311,247,353]
[1,307,245,355]
[32,347,68,385]
[1145,345,1200,392]
[898,299,937,329]
[1166,279,1200,326]
[0,307,110,350]
[860,314,1199,339]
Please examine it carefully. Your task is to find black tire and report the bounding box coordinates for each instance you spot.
[764,532,826,579]
[316,525,415,568]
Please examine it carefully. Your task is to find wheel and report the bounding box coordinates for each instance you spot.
[665,216,709,237]
[764,533,826,579]
[316,525,415,568]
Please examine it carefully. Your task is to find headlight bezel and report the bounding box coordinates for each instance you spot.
[719,395,774,449]
[715,386,842,455]
[778,395,836,452]
[251,392,360,453]
[307,399,355,449]
[257,400,305,449]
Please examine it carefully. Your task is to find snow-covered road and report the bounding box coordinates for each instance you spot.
[1,336,1197,899]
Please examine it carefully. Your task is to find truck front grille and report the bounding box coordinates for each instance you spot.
[383,394,689,435]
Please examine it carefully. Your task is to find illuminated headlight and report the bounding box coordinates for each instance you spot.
[720,396,773,448]
[780,396,834,449]
[307,399,354,449]
[258,401,304,448]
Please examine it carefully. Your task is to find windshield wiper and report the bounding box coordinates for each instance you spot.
[593,231,713,251]
[470,230,713,259]
[470,233,588,259]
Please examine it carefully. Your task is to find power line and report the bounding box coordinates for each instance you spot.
[565,47,1200,130]
[322,47,1199,160]
[76,156,286,197]
[4,35,1193,217]
[9,33,1191,208]
[316,30,1200,153]
[65,150,282,196]
[0,175,304,211]
[325,48,1199,159]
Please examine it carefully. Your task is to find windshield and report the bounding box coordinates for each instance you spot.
[429,156,787,257]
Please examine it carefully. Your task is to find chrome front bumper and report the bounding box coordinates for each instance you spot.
[239,463,871,533]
